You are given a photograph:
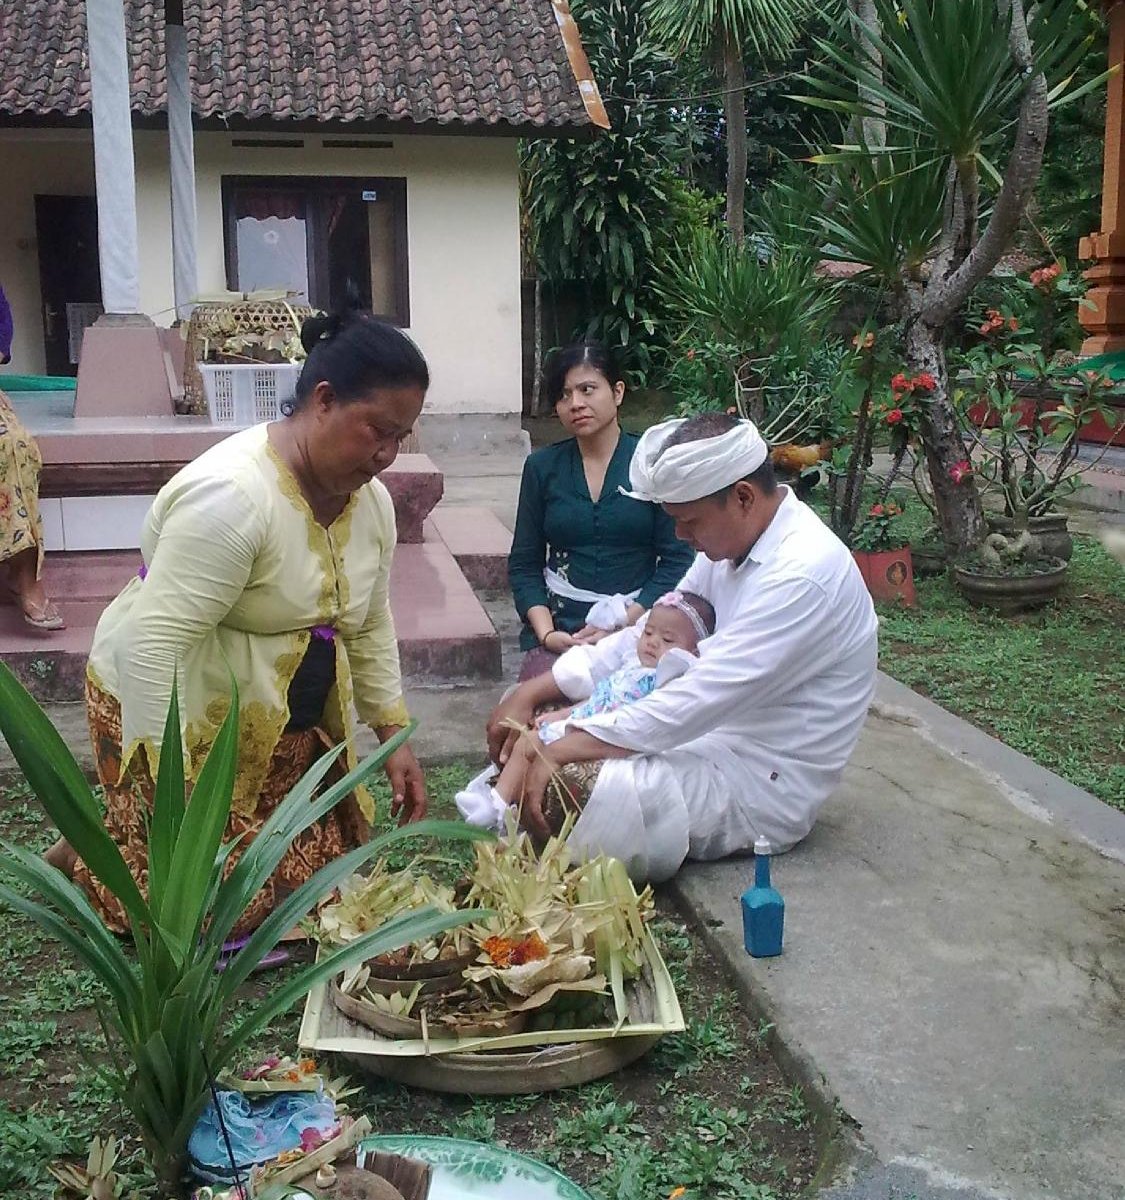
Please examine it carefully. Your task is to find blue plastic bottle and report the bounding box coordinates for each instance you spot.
[742,836,784,957]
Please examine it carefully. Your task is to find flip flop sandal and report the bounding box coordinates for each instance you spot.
[215,936,290,974]
[21,598,65,631]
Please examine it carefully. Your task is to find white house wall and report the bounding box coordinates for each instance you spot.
[1,129,523,418]
[0,130,97,374]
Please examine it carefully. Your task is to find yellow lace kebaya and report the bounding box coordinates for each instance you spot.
[87,425,409,820]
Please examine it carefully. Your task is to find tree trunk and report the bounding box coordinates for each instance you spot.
[850,0,886,148]
[905,318,986,556]
[531,275,545,416]
[722,34,747,244]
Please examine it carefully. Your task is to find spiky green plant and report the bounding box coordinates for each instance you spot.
[0,663,489,1194]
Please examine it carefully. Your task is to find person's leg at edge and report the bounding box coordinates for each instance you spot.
[6,545,63,628]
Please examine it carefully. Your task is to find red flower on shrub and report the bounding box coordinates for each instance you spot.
[980,308,1007,337]
[886,408,904,425]
[948,459,972,484]
[890,372,911,394]
[869,504,885,517]
[685,348,696,361]
[1030,262,1062,293]
[914,372,936,392]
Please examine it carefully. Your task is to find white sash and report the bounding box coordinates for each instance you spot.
[543,567,641,631]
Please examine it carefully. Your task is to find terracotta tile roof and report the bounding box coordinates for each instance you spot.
[0,0,598,130]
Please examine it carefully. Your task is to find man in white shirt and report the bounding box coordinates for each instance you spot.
[486,412,878,882]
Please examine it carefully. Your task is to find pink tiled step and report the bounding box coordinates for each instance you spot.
[380,455,444,544]
[0,544,499,702]
[424,505,512,590]
[391,543,501,679]
[32,416,443,546]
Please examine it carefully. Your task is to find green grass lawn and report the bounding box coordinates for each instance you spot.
[0,766,819,1200]
[876,531,1125,812]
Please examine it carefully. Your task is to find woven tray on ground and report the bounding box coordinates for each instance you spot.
[300,936,683,1095]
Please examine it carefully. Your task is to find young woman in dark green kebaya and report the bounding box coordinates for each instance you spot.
[508,343,693,680]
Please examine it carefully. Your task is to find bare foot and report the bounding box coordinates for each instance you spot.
[44,837,78,877]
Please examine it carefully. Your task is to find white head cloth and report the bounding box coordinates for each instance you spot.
[621,417,769,504]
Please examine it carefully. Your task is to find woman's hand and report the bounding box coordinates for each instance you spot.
[541,629,578,654]
[378,737,428,825]
[572,624,612,645]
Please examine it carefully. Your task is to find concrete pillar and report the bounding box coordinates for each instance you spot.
[76,0,176,417]
[1080,1,1125,355]
[167,19,199,318]
[85,0,141,314]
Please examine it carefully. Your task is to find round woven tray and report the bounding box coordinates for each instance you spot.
[341,1034,662,1096]
[331,979,529,1042]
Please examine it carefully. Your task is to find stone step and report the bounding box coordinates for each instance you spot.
[0,543,499,703]
[424,505,512,590]
[26,410,444,546]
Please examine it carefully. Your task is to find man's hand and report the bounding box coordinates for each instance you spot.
[518,741,559,841]
[379,738,428,825]
[516,730,633,841]
[487,671,571,765]
[486,688,537,765]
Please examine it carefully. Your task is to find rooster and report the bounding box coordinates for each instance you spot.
[767,439,835,500]
[769,439,835,474]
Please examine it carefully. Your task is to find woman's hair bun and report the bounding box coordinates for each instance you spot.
[299,311,346,355]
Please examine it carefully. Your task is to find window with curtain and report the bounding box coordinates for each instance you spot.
[222,177,409,325]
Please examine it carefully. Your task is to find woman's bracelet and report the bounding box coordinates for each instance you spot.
[541,629,560,650]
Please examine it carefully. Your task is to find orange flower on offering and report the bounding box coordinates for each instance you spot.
[299,1059,317,1074]
[483,931,550,968]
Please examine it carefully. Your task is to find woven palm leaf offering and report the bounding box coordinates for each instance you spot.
[308,814,682,1068]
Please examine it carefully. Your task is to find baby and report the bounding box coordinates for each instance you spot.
[456,590,715,831]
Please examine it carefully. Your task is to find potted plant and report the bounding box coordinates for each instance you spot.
[957,306,1124,563]
[851,500,916,606]
[952,528,1068,613]
[823,329,927,604]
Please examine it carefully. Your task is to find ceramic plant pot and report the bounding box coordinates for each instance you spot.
[853,547,916,606]
[952,556,1069,613]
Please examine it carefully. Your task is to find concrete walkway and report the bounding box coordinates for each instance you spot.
[674,675,1125,1200]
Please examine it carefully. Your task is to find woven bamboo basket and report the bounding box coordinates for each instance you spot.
[182,298,314,415]
[182,299,423,452]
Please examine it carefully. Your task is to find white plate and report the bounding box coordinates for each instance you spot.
[359,1135,593,1199]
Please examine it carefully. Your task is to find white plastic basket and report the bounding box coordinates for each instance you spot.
[197,363,302,426]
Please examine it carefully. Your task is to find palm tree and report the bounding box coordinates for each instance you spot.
[646,0,815,242]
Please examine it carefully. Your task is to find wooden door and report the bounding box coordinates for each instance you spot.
[34,195,102,376]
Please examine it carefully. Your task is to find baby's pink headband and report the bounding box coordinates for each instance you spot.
[654,590,710,641]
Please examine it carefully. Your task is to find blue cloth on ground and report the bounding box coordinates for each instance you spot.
[188,1089,338,1183]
